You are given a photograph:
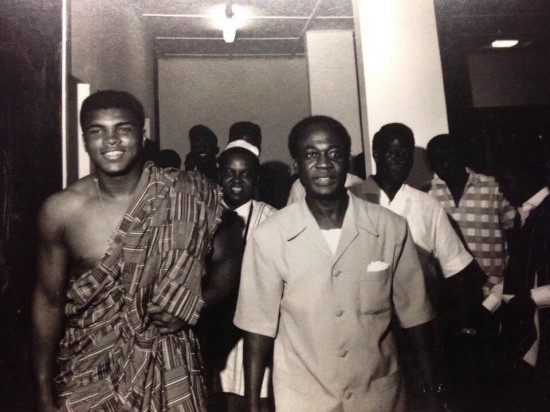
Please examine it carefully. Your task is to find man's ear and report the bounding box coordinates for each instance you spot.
[82,133,89,153]
[142,130,146,147]
[293,159,299,173]
[372,150,379,163]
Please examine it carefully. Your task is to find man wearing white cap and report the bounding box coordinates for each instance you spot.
[201,139,276,411]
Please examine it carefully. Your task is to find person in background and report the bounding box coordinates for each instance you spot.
[201,139,276,412]
[235,115,442,412]
[481,161,550,411]
[424,134,517,296]
[228,121,262,154]
[185,124,219,180]
[227,121,290,209]
[350,151,367,180]
[155,148,182,169]
[349,124,486,406]
[32,90,241,412]
[350,124,483,323]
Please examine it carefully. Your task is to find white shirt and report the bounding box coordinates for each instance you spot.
[320,228,342,254]
[350,178,473,280]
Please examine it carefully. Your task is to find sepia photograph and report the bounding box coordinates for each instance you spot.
[1,0,549,411]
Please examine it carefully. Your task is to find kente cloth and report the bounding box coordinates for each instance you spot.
[55,164,223,412]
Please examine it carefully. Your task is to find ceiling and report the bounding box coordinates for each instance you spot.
[138,0,550,59]
[138,0,355,58]
[435,0,550,53]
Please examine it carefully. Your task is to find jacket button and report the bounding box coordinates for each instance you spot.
[333,270,342,277]
[335,309,344,317]
[339,349,348,358]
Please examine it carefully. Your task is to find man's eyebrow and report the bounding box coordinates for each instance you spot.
[303,143,344,150]
[84,123,104,129]
[85,121,135,129]
[114,121,136,127]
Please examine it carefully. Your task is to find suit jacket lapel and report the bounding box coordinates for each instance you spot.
[287,199,334,259]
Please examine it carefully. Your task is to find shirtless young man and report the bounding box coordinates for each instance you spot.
[32,90,240,411]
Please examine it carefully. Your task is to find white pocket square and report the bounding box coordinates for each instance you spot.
[367,261,390,271]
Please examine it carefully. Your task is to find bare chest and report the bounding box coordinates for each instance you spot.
[65,198,131,275]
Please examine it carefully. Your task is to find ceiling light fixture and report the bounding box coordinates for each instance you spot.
[223,1,237,43]
[491,39,519,48]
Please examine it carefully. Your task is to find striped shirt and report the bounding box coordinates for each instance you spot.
[423,169,516,285]
[55,164,222,412]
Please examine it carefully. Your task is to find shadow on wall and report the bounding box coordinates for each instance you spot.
[406,147,433,189]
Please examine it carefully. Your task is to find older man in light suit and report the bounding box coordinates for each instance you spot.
[234,116,442,412]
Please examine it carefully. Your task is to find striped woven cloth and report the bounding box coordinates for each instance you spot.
[55,164,223,411]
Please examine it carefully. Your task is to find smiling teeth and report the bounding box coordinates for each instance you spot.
[104,151,123,159]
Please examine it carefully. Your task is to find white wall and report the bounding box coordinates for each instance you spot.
[70,0,155,136]
[354,0,448,186]
[158,58,310,166]
[306,31,363,156]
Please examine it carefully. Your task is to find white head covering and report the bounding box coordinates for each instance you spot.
[223,139,260,158]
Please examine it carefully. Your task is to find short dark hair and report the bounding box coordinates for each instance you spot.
[155,149,182,168]
[229,121,262,150]
[372,123,414,153]
[218,147,260,172]
[80,90,145,129]
[288,115,351,159]
[189,125,218,145]
[426,134,464,163]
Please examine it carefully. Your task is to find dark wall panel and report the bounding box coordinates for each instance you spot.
[0,1,62,410]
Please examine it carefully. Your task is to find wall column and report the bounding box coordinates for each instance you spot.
[354,0,448,185]
[306,31,363,156]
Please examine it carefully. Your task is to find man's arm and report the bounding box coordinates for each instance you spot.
[148,209,243,334]
[32,196,70,411]
[403,321,445,411]
[243,332,273,412]
[202,209,243,308]
[444,260,486,332]
[391,221,444,409]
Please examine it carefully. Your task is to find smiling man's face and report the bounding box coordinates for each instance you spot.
[83,108,143,177]
[295,126,349,201]
[219,150,258,209]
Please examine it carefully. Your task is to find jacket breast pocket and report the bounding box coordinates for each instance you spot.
[359,268,392,315]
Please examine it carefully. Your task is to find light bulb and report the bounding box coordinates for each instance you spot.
[223,17,237,43]
[491,39,519,48]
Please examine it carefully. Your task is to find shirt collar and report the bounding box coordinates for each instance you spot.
[433,167,478,187]
[234,200,253,220]
[286,192,378,241]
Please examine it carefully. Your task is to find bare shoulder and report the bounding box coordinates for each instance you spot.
[38,176,95,237]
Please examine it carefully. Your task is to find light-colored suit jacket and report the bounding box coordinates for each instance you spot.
[235,192,434,412]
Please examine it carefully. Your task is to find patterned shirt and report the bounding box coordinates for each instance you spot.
[423,169,516,285]
[56,164,222,412]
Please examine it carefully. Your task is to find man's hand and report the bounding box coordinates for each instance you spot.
[147,303,188,334]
